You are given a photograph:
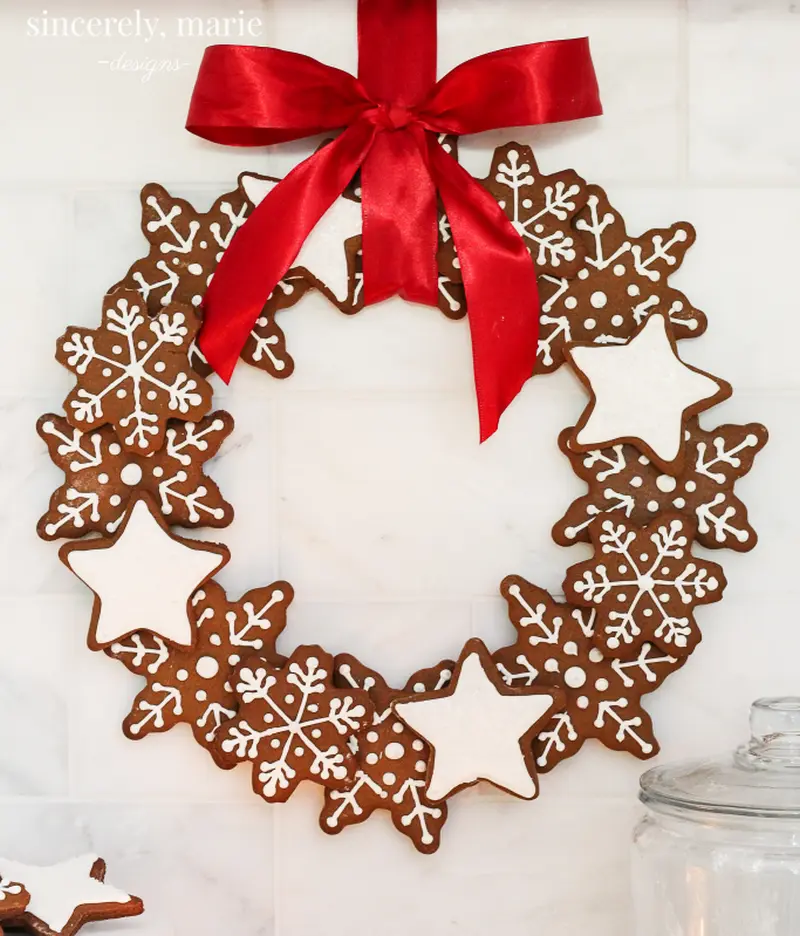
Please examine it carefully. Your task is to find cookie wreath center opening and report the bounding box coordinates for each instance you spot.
[209,300,589,678]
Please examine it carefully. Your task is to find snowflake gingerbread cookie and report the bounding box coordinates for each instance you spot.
[56,290,212,454]
[319,654,452,854]
[107,580,293,764]
[216,646,373,803]
[37,411,234,539]
[564,515,726,658]
[494,577,681,770]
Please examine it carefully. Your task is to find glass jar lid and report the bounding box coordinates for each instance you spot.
[640,698,800,819]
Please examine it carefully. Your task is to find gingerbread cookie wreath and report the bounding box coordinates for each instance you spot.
[36,134,768,854]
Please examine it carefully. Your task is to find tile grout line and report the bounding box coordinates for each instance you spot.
[678,0,691,183]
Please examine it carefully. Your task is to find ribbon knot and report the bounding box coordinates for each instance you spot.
[186,0,602,441]
[373,102,416,131]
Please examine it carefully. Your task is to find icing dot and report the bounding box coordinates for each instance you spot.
[284,694,295,705]
[102,368,112,378]
[564,297,578,310]
[195,690,208,702]
[595,678,609,691]
[176,669,189,681]
[639,455,650,465]
[228,654,240,666]
[311,729,322,739]
[154,362,167,373]
[209,634,222,646]
[152,466,164,478]
[199,241,208,249]
[116,388,127,399]
[619,564,628,574]
[584,318,596,330]
[412,739,424,752]
[270,739,281,749]
[643,608,654,618]
[97,473,109,485]
[589,648,604,663]
[578,269,589,280]
[577,696,590,709]
[137,340,148,351]
[109,443,122,456]
[564,641,578,656]
[146,391,158,401]
[415,760,426,773]
[366,731,379,744]
[195,656,219,679]
[294,747,304,757]
[627,284,640,297]
[544,658,559,672]
[611,314,624,327]
[385,742,405,760]
[613,264,626,276]
[112,345,123,355]
[365,753,379,766]
[192,296,203,307]
[188,263,203,275]
[656,475,677,493]
[673,497,686,509]
[382,773,397,786]
[120,463,143,485]
[590,291,607,309]
[109,495,122,507]
[647,500,659,512]
[684,480,697,493]
[630,477,643,488]
[564,666,587,688]
[392,722,404,734]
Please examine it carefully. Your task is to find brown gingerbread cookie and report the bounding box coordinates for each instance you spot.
[319,654,452,854]
[37,411,234,539]
[553,419,769,552]
[537,185,707,372]
[480,142,589,278]
[494,577,682,771]
[215,646,373,803]
[60,494,229,651]
[563,514,726,660]
[0,856,142,936]
[393,639,564,802]
[117,180,303,379]
[565,311,731,475]
[106,580,293,765]
[0,878,29,929]
[56,289,213,455]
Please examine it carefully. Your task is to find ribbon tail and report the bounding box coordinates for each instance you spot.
[428,139,540,442]
[199,120,377,381]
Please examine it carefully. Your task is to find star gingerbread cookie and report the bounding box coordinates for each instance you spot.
[60,494,229,650]
[393,639,564,802]
[319,654,453,854]
[0,855,142,936]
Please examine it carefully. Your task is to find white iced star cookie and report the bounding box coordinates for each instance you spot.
[0,855,143,936]
[60,493,229,650]
[393,639,562,802]
[566,312,731,473]
[240,173,362,308]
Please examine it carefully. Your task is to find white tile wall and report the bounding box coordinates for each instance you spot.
[0,1,796,934]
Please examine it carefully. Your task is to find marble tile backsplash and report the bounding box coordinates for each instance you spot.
[0,1,797,934]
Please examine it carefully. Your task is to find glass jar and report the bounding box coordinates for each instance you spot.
[633,698,800,936]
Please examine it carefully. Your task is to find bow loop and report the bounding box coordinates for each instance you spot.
[187,0,602,440]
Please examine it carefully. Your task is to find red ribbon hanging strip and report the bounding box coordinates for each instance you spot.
[187,0,602,441]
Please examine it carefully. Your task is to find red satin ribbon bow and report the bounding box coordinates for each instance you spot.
[187,0,601,441]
